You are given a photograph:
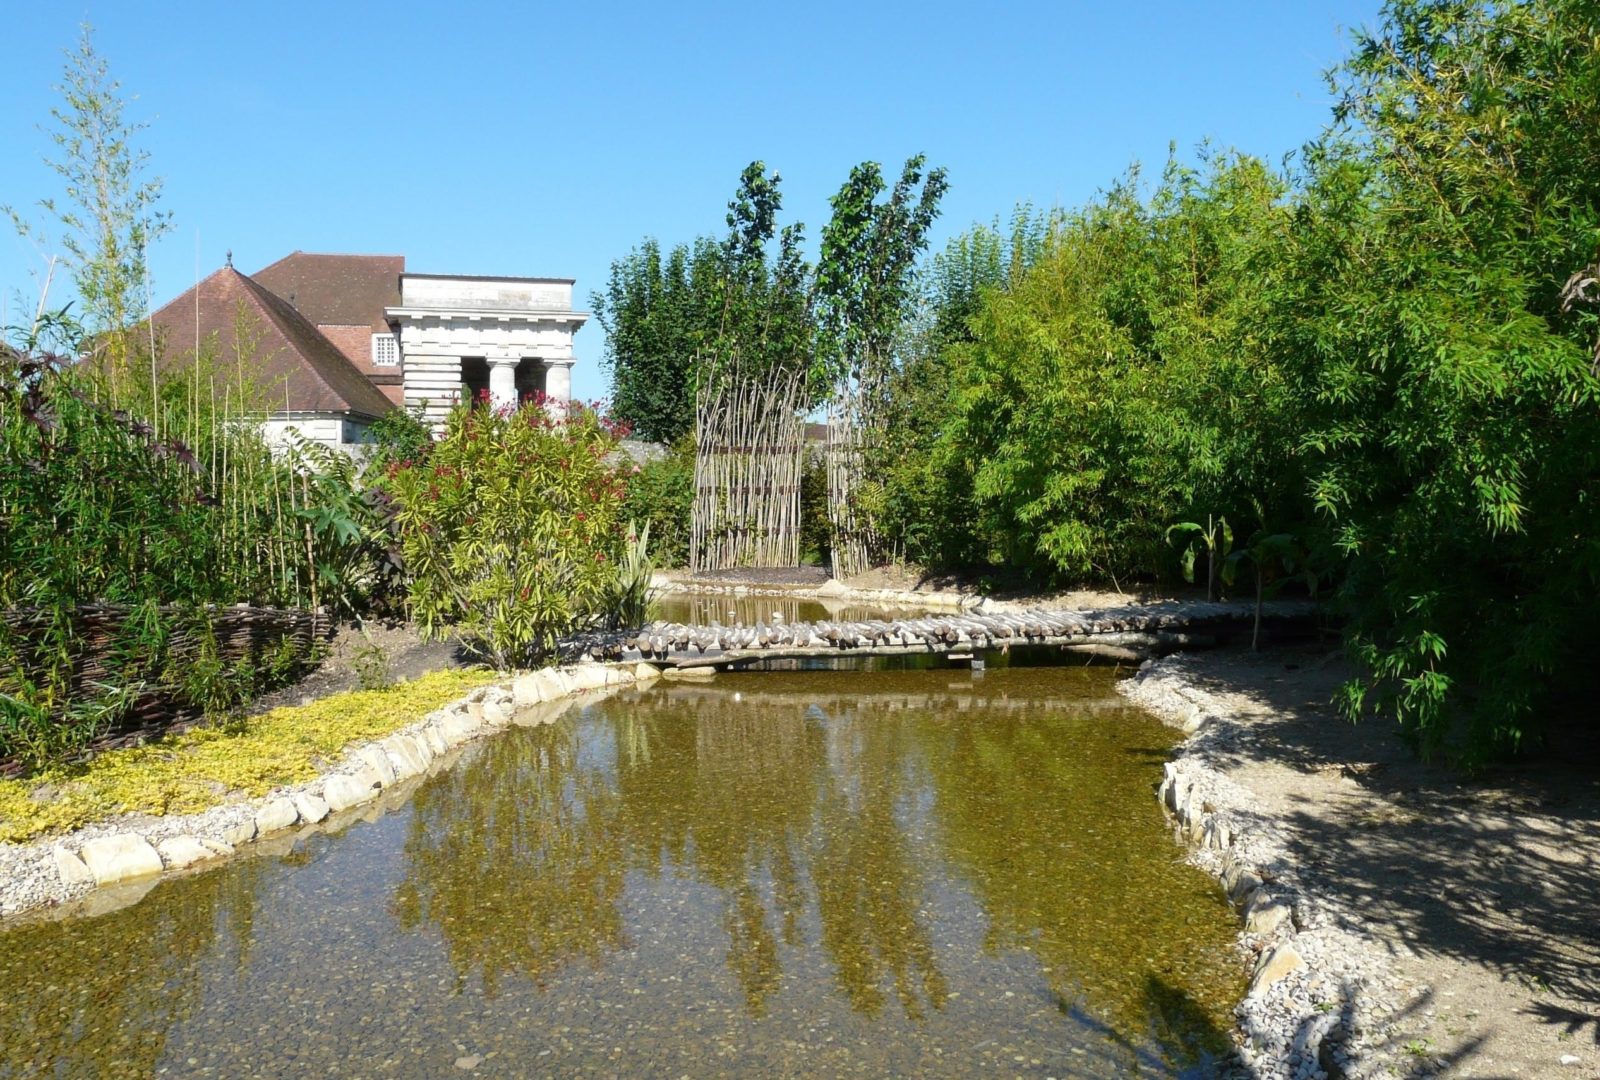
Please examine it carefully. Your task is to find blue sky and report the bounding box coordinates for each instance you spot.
[2,1,1384,402]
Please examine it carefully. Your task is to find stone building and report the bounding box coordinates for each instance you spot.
[149,251,587,448]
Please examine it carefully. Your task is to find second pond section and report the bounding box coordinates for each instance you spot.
[0,666,1243,1078]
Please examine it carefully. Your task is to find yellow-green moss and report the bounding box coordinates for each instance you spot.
[0,668,499,844]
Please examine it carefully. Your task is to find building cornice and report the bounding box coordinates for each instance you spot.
[385,306,590,325]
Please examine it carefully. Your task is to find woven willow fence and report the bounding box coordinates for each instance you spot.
[0,603,331,777]
[691,357,808,571]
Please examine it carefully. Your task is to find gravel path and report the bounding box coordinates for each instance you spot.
[1123,648,1600,1079]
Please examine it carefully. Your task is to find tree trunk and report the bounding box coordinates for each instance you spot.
[1252,571,1263,652]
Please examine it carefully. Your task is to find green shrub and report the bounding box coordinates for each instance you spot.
[361,402,434,480]
[883,154,1297,586]
[387,403,628,667]
[620,440,693,568]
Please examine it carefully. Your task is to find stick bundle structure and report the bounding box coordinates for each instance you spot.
[691,352,808,571]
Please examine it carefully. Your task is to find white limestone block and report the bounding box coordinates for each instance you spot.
[157,836,217,870]
[79,835,164,886]
[255,797,300,836]
[541,669,575,698]
[513,673,546,707]
[422,725,449,756]
[53,845,95,887]
[323,769,381,812]
[1245,894,1292,936]
[570,665,608,692]
[385,734,430,777]
[293,792,331,825]
[356,745,397,787]
[1249,943,1305,996]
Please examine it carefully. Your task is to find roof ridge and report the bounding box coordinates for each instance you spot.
[255,250,405,264]
[248,250,307,277]
[148,265,236,324]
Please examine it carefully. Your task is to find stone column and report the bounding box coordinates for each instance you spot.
[543,360,573,406]
[401,353,464,433]
[488,357,519,410]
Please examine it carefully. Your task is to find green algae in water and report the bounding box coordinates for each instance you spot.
[0,667,1244,1078]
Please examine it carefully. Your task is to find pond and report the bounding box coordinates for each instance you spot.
[0,667,1243,1078]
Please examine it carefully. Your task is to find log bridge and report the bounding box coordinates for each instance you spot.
[594,600,1319,671]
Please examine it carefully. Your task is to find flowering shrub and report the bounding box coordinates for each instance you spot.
[386,402,629,667]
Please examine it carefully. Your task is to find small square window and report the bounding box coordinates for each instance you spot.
[371,333,400,367]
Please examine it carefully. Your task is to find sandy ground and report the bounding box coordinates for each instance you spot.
[1173,645,1600,1079]
[250,620,474,713]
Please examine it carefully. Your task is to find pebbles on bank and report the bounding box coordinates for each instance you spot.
[1124,655,1424,1080]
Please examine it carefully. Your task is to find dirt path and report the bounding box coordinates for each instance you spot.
[1170,646,1600,1078]
[250,620,474,714]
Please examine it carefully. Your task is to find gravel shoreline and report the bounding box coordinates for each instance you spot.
[1121,654,1426,1080]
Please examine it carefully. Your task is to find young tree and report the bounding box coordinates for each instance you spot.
[691,163,815,569]
[4,24,172,381]
[591,237,720,445]
[815,155,949,576]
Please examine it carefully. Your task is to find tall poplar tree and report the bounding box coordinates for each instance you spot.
[815,155,948,576]
[4,24,172,379]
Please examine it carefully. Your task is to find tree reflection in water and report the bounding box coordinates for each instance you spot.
[0,858,270,1077]
[612,694,822,1015]
[810,704,948,1019]
[388,670,1239,1062]
[393,724,628,996]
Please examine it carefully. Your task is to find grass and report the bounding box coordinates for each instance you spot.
[0,668,498,844]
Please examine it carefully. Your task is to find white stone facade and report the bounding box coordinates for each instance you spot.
[388,274,587,430]
[261,413,373,452]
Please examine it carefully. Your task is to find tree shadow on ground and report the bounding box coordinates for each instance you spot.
[1053,974,1238,1077]
[1167,647,1600,1070]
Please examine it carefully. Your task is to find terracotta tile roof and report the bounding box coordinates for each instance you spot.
[250,251,403,329]
[150,267,396,418]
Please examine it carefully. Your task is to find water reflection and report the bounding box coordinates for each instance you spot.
[390,671,1240,1052]
[810,703,948,1019]
[393,725,628,996]
[0,860,268,1077]
[0,667,1243,1078]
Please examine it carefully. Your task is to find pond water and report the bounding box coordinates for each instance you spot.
[0,667,1243,1078]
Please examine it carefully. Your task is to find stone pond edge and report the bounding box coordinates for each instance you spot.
[1120,656,1421,1080]
[0,660,674,925]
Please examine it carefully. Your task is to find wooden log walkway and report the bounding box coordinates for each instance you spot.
[583,600,1319,671]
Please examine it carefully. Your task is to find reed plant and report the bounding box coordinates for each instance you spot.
[0,327,389,769]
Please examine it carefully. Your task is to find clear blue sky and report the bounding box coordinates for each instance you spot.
[2,1,1384,402]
